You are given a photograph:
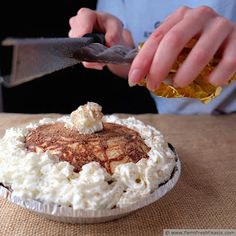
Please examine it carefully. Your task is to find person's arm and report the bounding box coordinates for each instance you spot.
[69,6,236,90]
[69,8,134,78]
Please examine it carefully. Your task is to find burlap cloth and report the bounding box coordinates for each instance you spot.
[0,113,235,236]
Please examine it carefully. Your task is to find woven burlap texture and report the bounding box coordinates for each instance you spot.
[0,113,235,236]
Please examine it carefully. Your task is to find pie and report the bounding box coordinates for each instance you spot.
[0,102,177,210]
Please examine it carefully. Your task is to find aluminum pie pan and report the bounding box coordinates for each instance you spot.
[0,144,181,224]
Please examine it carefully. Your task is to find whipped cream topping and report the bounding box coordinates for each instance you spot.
[0,115,176,210]
[70,102,103,134]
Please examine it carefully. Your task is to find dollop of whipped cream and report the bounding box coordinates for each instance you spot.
[0,113,176,210]
[70,102,103,134]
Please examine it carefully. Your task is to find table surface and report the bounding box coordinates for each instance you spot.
[0,113,235,236]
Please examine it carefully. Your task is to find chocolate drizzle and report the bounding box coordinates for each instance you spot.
[25,122,150,174]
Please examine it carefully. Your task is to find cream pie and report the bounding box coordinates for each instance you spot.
[0,102,176,210]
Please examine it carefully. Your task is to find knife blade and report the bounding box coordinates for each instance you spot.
[0,33,138,87]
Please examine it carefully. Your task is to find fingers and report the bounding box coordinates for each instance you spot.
[82,62,105,70]
[208,30,236,86]
[68,17,77,37]
[128,6,190,87]
[96,12,124,46]
[129,6,236,90]
[147,6,218,90]
[128,32,164,87]
[173,16,233,87]
[69,8,97,38]
[69,8,125,71]
[69,8,124,46]
[122,29,134,48]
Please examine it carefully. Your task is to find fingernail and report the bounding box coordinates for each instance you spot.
[207,76,222,87]
[94,65,104,70]
[68,30,77,38]
[147,84,156,92]
[68,30,73,38]
[173,81,186,88]
[129,69,142,85]
[173,81,180,88]
[128,80,136,87]
[82,62,104,70]
[147,80,160,91]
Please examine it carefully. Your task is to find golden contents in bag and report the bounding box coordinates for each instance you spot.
[138,39,236,104]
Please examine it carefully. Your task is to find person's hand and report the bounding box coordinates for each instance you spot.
[69,8,134,77]
[128,6,236,90]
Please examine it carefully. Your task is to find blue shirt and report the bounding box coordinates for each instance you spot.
[97,0,236,114]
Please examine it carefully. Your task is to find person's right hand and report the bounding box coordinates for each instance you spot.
[69,8,134,78]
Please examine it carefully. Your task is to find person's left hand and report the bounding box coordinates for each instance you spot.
[128,6,236,90]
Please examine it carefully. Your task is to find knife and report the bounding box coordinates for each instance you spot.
[0,33,138,87]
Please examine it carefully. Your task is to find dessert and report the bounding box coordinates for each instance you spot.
[0,102,177,210]
[25,122,150,174]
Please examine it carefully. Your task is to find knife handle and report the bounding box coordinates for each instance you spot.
[83,33,105,45]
